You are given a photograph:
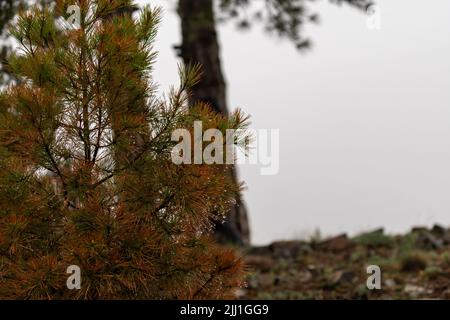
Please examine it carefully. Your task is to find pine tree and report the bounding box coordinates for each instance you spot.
[2,0,375,246]
[0,0,247,299]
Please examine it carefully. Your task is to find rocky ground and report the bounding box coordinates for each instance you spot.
[240,225,450,299]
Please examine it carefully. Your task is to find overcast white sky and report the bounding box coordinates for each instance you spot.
[137,0,450,245]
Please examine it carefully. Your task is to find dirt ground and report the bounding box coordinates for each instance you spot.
[240,226,450,299]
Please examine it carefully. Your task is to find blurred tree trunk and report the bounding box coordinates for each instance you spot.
[178,0,250,246]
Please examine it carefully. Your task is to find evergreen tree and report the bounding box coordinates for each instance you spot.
[0,0,21,85]
[1,0,374,246]
[0,0,246,299]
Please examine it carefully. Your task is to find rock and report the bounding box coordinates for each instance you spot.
[411,226,444,249]
[335,270,356,284]
[247,246,272,256]
[298,270,313,283]
[246,276,259,289]
[235,288,247,299]
[442,233,450,245]
[319,234,353,252]
[431,224,446,236]
[325,270,356,289]
[384,279,396,288]
[417,232,444,250]
[258,273,275,287]
[269,241,312,259]
[411,226,429,234]
[307,264,323,277]
[248,241,311,259]
[403,284,425,298]
[442,289,450,299]
[245,255,275,273]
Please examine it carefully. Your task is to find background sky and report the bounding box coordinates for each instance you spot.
[137,0,450,245]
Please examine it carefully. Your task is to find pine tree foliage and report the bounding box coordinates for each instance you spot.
[217,0,373,49]
[1,1,53,85]
[0,0,22,84]
[0,0,247,299]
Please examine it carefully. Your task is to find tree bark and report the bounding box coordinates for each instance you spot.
[178,0,250,246]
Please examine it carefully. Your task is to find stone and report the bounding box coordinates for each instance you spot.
[334,270,355,284]
[403,284,425,298]
[431,224,446,236]
[411,226,429,233]
[245,255,275,273]
[417,232,443,249]
[234,288,247,298]
[325,270,356,289]
[442,289,450,299]
[319,234,353,252]
[246,276,259,289]
[269,241,312,259]
[384,279,396,288]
